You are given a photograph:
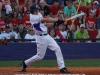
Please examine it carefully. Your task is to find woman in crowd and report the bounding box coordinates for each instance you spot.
[25,27,36,42]
[9,11,21,29]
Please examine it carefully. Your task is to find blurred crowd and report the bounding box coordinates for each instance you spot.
[0,0,100,43]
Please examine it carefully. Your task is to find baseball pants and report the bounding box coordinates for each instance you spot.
[25,34,65,69]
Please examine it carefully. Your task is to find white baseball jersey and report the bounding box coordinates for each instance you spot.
[30,12,47,35]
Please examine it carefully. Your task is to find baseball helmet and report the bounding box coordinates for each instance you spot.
[30,3,40,14]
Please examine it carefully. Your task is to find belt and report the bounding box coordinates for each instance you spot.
[37,33,48,36]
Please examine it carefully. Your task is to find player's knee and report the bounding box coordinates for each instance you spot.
[36,55,44,60]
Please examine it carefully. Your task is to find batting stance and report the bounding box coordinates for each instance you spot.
[21,3,70,73]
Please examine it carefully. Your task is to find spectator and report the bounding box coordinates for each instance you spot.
[74,24,89,42]
[0,24,17,40]
[88,1,100,17]
[78,0,92,6]
[49,29,58,39]
[0,13,5,32]
[84,0,92,6]
[22,10,31,30]
[66,25,76,42]
[56,10,65,20]
[25,27,36,42]
[0,0,12,15]
[14,22,27,41]
[9,11,21,29]
[56,10,67,30]
[63,1,76,18]
[77,11,85,26]
[39,0,50,16]
[24,0,33,13]
[44,0,64,5]
[64,0,76,6]
[76,1,87,14]
[50,0,62,18]
[16,0,25,15]
[55,22,67,42]
[85,10,97,30]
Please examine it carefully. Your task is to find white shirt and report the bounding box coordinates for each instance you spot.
[30,12,47,35]
[0,31,17,39]
[25,34,36,42]
[56,31,67,39]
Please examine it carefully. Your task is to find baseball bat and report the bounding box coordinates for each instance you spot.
[66,12,85,21]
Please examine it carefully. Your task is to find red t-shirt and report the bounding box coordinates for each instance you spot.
[67,19,79,30]
[18,0,25,5]
[9,18,21,28]
[0,18,6,31]
[22,17,31,28]
[76,6,87,14]
[50,5,62,15]
[85,16,97,29]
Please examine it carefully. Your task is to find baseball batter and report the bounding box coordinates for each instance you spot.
[21,3,70,73]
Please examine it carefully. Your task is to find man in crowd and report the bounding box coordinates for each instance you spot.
[74,24,89,42]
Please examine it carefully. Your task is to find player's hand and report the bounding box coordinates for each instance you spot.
[54,19,65,26]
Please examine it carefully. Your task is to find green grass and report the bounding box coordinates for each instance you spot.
[0,59,100,67]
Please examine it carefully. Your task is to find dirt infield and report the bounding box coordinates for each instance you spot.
[0,67,100,75]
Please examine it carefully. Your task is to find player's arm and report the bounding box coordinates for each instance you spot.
[46,23,54,27]
[41,17,58,23]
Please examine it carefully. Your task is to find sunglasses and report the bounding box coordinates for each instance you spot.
[27,13,30,14]
[29,30,33,31]
[59,13,63,14]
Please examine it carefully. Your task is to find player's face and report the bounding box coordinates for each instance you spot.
[34,10,39,15]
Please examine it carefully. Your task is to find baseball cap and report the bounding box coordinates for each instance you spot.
[93,1,99,5]
[5,24,10,29]
[89,10,95,13]
[80,24,85,28]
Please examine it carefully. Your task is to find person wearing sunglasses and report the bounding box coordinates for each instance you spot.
[25,27,36,42]
[22,10,31,30]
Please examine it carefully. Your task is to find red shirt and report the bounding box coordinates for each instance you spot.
[50,5,62,15]
[0,18,6,31]
[76,6,87,14]
[85,16,97,29]
[9,18,21,28]
[18,0,25,5]
[22,17,31,28]
[67,19,79,30]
